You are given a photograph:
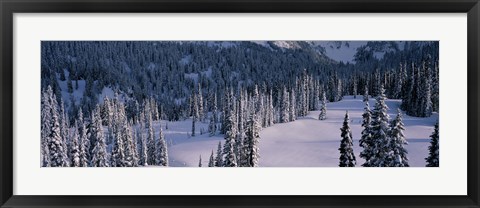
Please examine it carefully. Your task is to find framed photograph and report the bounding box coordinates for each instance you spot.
[1,0,479,207]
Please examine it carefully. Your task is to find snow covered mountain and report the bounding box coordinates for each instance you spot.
[250,41,303,50]
[251,41,405,64]
[309,41,368,63]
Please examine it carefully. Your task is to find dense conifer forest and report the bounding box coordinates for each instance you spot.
[41,41,439,167]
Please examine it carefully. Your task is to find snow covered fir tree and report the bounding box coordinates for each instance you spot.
[425,122,439,167]
[41,41,439,167]
[338,111,356,167]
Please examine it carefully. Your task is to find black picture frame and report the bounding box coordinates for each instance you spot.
[1,0,479,207]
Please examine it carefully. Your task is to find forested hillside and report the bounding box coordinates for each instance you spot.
[40,41,439,167]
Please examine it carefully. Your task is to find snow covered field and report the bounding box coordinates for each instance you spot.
[162,96,438,167]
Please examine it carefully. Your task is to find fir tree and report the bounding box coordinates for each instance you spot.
[41,88,51,167]
[301,70,309,115]
[265,90,274,127]
[145,104,156,166]
[280,86,290,123]
[209,93,218,136]
[425,122,439,167]
[215,141,223,167]
[244,111,261,167]
[150,98,159,121]
[220,88,229,135]
[319,91,327,120]
[110,119,126,167]
[124,120,137,167]
[392,63,403,99]
[198,155,202,167]
[197,83,205,122]
[223,107,238,167]
[46,86,69,167]
[102,97,113,126]
[133,100,141,125]
[236,94,246,165]
[401,63,416,114]
[290,89,296,122]
[253,84,260,114]
[70,121,81,167]
[208,115,216,137]
[420,61,433,117]
[363,85,369,102]
[68,96,77,125]
[91,105,109,167]
[388,109,409,167]
[208,150,215,167]
[337,79,343,101]
[138,128,148,166]
[59,99,70,164]
[192,110,197,137]
[126,120,139,167]
[312,81,320,110]
[113,103,136,167]
[261,93,268,128]
[77,109,89,167]
[353,76,357,99]
[431,63,439,112]
[359,101,373,167]
[339,111,356,167]
[156,125,169,166]
[369,86,391,167]
[372,69,381,96]
[191,92,199,137]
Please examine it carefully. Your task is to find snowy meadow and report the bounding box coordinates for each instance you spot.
[165,96,438,167]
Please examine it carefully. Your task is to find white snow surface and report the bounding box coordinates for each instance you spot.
[179,55,192,66]
[151,119,223,167]
[161,96,437,167]
[97,87,116,103]
[250,41,271,48]
[184,72,199,82]
[56,69,86,106]
[271,41,299,49]
[251,41,301,51]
